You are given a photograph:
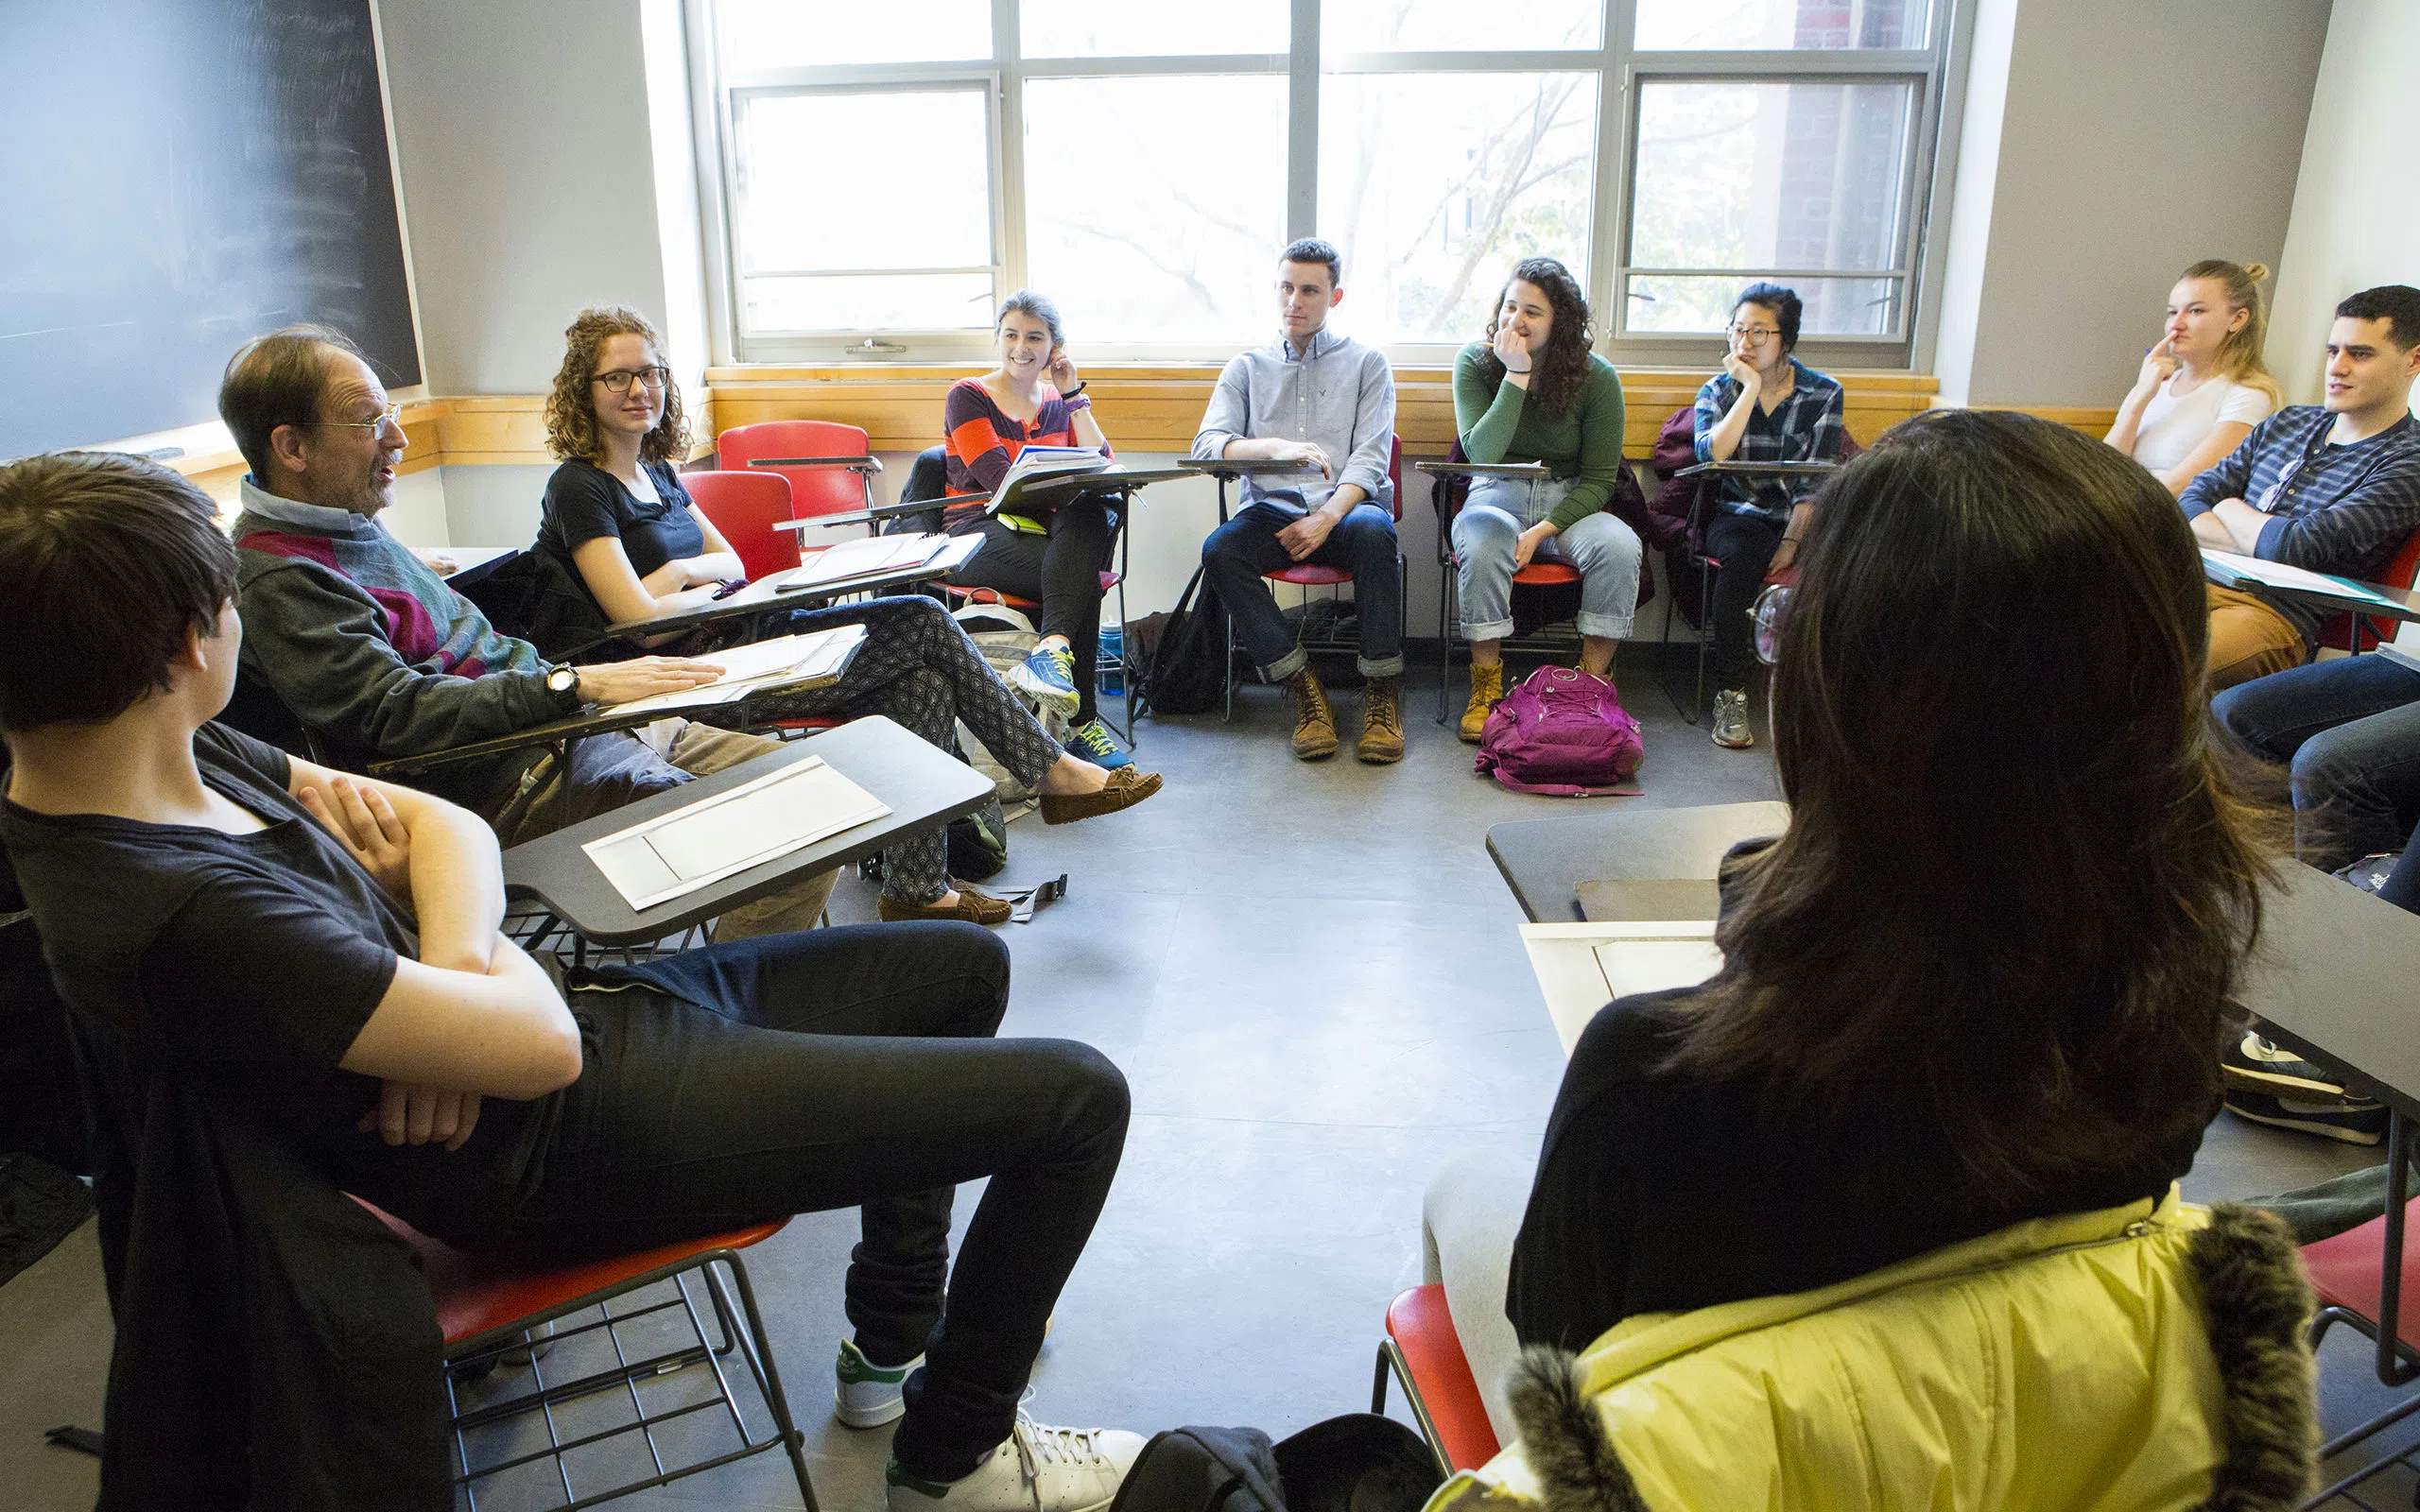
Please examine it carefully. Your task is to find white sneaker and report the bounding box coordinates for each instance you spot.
[887,1413,1147,1512]
[836,1337,922,1428]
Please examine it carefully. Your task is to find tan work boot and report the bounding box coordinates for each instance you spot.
[1459,662,1505,744]
[1357,677,1404,765]
[1287,666,1340,760]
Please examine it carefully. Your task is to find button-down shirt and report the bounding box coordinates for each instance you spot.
[1692,358,1846,519]
[1191,326,1395,517]
[2180,406,2420,641]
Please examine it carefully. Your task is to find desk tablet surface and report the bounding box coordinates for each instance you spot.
[502,715,993,946]
[1488,800,1789,922]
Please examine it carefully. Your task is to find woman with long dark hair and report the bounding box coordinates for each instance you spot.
[1422,409,2284,1434]
[1448,258,1634,741]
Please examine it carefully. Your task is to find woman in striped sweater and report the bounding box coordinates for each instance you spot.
[936,291,1130,767]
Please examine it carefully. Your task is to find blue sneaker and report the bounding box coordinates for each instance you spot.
[1008,646,1080,717]
[1062,717,1132,770]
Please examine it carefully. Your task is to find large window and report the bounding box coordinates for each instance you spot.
[693,0,1962,363]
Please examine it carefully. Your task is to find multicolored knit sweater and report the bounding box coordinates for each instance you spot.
[231,479,578,786]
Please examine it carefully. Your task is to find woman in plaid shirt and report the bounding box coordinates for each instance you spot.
[1692,284,1846,750]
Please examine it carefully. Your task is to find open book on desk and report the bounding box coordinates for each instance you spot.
[604,624,866,716]
[581,754,890,910]
[784,532,949,588]
[1521,921,1723,1057]
[979,447,1120,518]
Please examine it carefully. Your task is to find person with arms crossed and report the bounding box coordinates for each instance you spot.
[1690,282,1845,749]
[0,449,1149,1512]
[530,307,1163,924]
[1195,238,1404,764]
[230,324,1157,929]
[1449,257,1634,742]
[2179,284,2420,689]
[2104,259,2283,496]
[931,291,1132,768]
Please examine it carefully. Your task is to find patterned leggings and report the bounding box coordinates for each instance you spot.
[758,594,1063,903]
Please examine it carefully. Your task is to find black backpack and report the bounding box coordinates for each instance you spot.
[1108,1415,1439,1512]
[1138,566,1236,718]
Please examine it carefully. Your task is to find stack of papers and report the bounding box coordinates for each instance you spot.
[784,534,949,589]
[581,755,890,910]
[606,624,866,715]
[982,447,1115,516]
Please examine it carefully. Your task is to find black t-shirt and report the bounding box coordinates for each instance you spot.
[538,458,707,586]
[0,723,556,1244]
[1505,988,2206,1352]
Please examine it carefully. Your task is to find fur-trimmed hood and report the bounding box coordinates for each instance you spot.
[1442,1198,2314,1512]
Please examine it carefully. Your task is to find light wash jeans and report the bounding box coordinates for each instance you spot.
[1451,475,1643,643]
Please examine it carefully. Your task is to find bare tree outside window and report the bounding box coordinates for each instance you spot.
[1321,71,1596,343]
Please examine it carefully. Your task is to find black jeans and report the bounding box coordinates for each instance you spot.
[946,495,1119,723]
[509,923,1131,1481]
[1704,509,1786,692]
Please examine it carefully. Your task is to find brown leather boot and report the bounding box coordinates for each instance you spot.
[1287,666,1340,760]
[1357,677,1404,765]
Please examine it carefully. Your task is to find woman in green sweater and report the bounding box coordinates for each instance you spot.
[1449,258,1634,740]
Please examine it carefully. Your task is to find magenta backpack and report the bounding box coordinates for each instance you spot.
[1474,666,1645,796]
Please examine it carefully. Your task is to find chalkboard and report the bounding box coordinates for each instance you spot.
[0,0,421,459]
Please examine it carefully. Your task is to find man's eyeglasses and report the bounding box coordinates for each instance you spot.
[1728,323,1781,343]
[594,366,670,394]
[316,403,403,432]
[1752,583,1791,666]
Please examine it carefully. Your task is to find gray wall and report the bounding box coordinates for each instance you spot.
[2271,0,2420,406]
[1932,0,2331,407]
[377,0,685,394]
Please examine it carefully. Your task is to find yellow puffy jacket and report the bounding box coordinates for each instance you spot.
[1425,1189,2315,1512]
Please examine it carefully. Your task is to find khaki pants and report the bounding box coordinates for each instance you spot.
[663,722,837,938]
[2205,584,2308,692]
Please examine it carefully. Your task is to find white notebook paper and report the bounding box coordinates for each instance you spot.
[2202,549,2401,608]
[581,755,890,910]
[783,533,947,588]
[605,624,865,716]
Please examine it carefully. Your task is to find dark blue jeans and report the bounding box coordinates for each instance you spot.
[2213,654,2420,902]
[1201,501,1405,680]
[509,923,1130,1481]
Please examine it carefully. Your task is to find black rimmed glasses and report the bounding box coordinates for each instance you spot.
[1728,322,1780,344]
[594,366,670,394]
[1752,583,1791,665]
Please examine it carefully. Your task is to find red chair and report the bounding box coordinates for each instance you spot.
[364,1203,819,1510]
[1223,436,1407,720]
[718,421,884,528]
[684,469,801,582]
[2317,523,2420,652]
[2300,1192,2420,1476]
[1429,438,1615,725]
[1372,1284,1501,1479]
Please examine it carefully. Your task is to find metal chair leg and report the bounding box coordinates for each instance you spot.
[1114,522,1136,748]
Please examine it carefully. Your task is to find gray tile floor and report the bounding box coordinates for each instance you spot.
[0,653,2400,1508]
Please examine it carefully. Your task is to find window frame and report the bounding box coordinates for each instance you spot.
[685,0,1971,370]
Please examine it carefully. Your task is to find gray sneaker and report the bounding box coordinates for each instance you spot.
[1711,689,1754,748]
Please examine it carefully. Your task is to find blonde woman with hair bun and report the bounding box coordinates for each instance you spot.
[2107,260,2285,495]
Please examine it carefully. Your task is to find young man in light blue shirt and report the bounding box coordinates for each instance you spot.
[1195,239,1403,764]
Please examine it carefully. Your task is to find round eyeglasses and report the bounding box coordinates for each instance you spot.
[594,366,670,394]
[1752,582,1791,665]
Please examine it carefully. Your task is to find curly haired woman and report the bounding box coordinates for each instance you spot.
[535,307,1164,926]
[1450,258,1634,740]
